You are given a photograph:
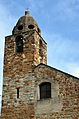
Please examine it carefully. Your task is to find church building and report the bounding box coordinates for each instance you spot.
[0,11,79,119]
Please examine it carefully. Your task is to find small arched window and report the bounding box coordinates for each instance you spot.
[40,82,51,99]
[15,35,23,53]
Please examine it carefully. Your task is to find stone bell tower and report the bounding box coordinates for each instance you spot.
[4,11,47,77]
[1,11,47,118]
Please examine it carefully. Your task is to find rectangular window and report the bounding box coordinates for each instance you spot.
[17,88,19,98]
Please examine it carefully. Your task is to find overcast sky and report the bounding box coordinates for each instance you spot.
[0,0,79,100]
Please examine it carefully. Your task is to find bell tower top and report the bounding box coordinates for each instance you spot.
[4,11,47,76]
[25,11,30,16]
[12,11,41,35]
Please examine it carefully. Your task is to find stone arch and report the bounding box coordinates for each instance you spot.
[39,82,51,99]
[15,35,23,53]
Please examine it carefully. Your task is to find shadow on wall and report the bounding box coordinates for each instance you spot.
[0,95,2,115]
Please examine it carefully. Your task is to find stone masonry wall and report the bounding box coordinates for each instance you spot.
[34,64,79,119]
[0,64,79,119]
[1,64,79,119]
[1,73,36,119]
[1,29,47,119]
[4,30,47,78]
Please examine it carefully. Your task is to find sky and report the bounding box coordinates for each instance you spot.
[0,0,79,109]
